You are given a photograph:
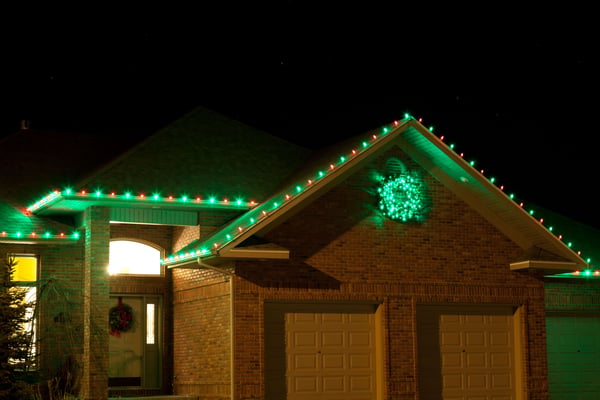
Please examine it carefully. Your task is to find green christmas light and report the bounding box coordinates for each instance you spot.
[26,188,256,213]
[377,171,427,222]
[0,230,81,241]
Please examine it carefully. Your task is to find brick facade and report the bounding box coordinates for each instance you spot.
[80,206,110,400]
[545,280,600,312]
[172,268,232,399]
[229,150,551,399]
[2,133,595,400]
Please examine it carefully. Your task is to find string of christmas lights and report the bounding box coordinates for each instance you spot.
[162,114,595,278]
[0,231,80,240]
[26,188,257,213]
[2,112,593,277]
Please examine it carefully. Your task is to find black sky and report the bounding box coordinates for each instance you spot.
[2,3,599,228]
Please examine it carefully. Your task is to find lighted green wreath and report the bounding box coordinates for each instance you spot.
[377,171,427,222]
[109,300,134,337]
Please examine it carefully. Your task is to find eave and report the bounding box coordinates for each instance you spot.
[510,260,580,275]
[27,190,255,215]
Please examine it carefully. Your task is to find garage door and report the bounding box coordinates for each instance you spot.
[265,303,379,400]
[417,305,518,400]
[546,314,600,399]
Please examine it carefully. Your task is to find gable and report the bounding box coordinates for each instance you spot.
[2,111,590,275]
[164,116,588,276]
[259,146,526,274]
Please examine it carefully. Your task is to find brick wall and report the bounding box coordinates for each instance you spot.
[545,280,600,312]
[111,223,174,251]
[231,149,549,399]
[171,267,232,399]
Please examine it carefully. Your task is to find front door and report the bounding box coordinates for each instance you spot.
[108,295,161,389]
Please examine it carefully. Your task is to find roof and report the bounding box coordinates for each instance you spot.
[1,106,311,241]
[1,109,595,277]
[0,126,140,242]
[163,115,592,276]
[76,106,312,203]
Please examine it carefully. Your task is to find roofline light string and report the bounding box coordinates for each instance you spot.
[26,188,257,214]
[0,230,80,240]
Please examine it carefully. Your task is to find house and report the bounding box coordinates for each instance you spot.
[1,106,599,400]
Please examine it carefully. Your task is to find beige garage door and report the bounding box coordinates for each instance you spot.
[418,305,518,400]
[265,303,379,400]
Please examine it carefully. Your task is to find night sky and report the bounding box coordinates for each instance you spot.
[2,4,599,228]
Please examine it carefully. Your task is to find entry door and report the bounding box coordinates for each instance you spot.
[108,295,161,389]
[417,305,518,400]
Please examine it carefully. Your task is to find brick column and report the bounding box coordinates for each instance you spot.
[79,206,110,399]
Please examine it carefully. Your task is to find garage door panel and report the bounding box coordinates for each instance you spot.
[322,331,344,346]
[489,332,510,346]
[323,376,344,391]
[349,375,373,391]
[465,314,485,324]
[467,374,487,389]
[444,373,463,389]
[285,308,377,400]
[490,352,510,368]
[491,373,511,389]
[349,331,372,346]
[293,354,317,369]
[322,313,344,323]
[466,352,486,368]
[293,376,317,392]
[442,352,463,368]
[322,354,344,369]
[294,313,319,323]
[349,353,371,369]
[465,331,486,346]
[441,331,462,346]
[418,305,517,400]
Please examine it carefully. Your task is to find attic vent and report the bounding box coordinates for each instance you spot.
[385,157,406,175]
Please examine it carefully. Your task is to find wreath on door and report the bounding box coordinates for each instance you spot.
[109,297,134,337]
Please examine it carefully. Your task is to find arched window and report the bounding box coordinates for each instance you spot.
[108,240,162,275]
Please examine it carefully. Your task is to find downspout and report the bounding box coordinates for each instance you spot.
[197,258,235,400]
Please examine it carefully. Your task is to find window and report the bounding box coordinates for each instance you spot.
[108,240,162,275]
[9,255,38,362]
